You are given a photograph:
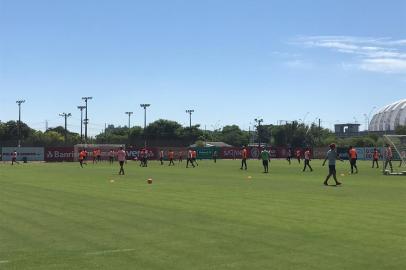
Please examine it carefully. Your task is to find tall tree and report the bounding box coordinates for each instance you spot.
[220,125,249,146]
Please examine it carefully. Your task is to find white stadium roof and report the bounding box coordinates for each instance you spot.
[369,99,406,131]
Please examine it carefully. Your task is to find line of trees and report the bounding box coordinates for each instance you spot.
[0,121,81,147]
[0,119,405,148]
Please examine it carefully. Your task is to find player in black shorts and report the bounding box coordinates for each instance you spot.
[286,148,292,165]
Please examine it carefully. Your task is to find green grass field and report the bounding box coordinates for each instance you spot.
[1,159,405,270]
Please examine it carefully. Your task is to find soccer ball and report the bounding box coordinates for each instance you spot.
[147,178,153,184]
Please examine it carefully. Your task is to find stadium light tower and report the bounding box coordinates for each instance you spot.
[82,96,93,141]
[186,109,194,129]
[186,109,195,145]
[303,112,310,123]
[59,112,72,144]
[254,118,264,147]
[16,99,26,147]
[366,106,377,131]
[77,105,86,142]
[125,112,133,128]
[363,114,368,131]
[140,104,151,147]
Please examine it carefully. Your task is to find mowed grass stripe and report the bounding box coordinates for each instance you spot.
[1,160,406,269]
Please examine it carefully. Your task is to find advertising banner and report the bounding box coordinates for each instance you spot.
[125,147,141,160]
[220,148,244,159]
[45,147,75,162]
[162,147,189,160]
[249,147,261,159]
[276,147,289,158]
[268,147,279,159]
[337,147,349,160]
[355,147,365,160]
[2,147,44,161]
[125,147,159,160]
[219,147,280,159]
[313,147,329,159]
[194,147,216,159]
[364,147,383,160]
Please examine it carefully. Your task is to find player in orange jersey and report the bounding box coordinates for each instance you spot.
[240,147,248,170]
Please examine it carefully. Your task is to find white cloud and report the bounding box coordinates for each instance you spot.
[378,39,406,46]
[271,51,301,58]
[295,36,406,74]
[271,51,313,70]
[284,59,313,69]
[315,41,359,51]
[360,58,406,74]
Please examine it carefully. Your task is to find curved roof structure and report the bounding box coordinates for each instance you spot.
[369,99,406,131]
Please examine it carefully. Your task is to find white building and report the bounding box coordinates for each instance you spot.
[369,99,406,131]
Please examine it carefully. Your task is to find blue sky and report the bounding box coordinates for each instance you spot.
[1,0,405,135]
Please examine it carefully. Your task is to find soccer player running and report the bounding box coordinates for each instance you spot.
[260,148,270,173]
[97,149,102,162]
[79,149,87,168]
[384,144,393,173]
[159,149,164,165]
[186,149,195,168]
[372,148,380,168]
[303,148,313,172]
[11,150,19,165]
[192,150,199,166]
[168,150,175,166]
[139,149,148,167]
[117,147,126,175]
[296,149,301,164]
[139,149,144,167]
[286,148,292,165]
[178,151,183,163]
[348,146,358,174]
[108,149,115,164]
[92,149,98,164]
[240,146,248,170]
[83,149,88,162]
[322,143,343,186]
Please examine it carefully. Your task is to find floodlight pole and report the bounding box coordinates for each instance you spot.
[367,106,377,131]
[77,106,86,142]
[302,112,310,124]
[186,110,194,145]
[16,100,25,147]
[125,111,133,144]
[140,104,150,148]
[125,112,133,129]
[82,97,93,142]
[255,118,263,148]
[318,118,321,143]
[186,110,194,129]
[59,112,72,144]
[249,126,251,145]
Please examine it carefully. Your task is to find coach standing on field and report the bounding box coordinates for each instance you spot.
[117,147,126,175]
[322,143,343,186]
[260,147,270,173]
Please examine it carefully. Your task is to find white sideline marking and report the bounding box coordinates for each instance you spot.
[85,249,136,256]
[0,260,10,264]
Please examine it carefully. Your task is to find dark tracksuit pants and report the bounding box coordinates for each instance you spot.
[303,159,313,171]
